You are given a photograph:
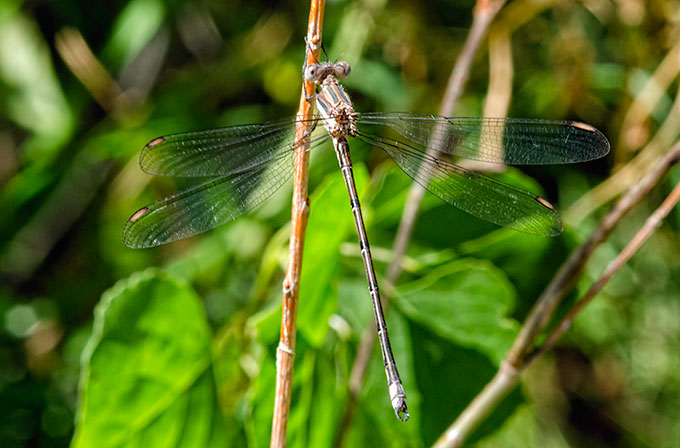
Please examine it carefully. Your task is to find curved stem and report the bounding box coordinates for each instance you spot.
[530,158,680,362]
[507,142,680,367]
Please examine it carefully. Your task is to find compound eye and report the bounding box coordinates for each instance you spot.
[334,61,351,79]
[304,64,321,82]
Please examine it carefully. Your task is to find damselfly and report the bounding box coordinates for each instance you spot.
[123,60,610,421]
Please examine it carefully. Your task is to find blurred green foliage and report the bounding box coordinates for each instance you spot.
[1,0,679,447]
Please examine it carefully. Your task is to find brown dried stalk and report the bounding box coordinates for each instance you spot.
[55,27,126,114]
[270,1,325,447]
[530,163,680,362]
[507,143,680,367]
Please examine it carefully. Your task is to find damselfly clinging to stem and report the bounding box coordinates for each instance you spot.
[123,57,610,422]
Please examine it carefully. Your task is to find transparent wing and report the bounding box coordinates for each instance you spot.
[123,150,298,248]
[356,113,610,165]
[140,117,322,177]
[356,132,562,236]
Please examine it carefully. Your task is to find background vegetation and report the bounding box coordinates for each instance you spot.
[1,0,679,446]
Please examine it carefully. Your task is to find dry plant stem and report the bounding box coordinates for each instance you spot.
[483,27,512,119]
[507,142,680,366]
[386,0,507,286]
[433,142,680,448]
[615,41,680,161]
[270,1,324,447]
[433,362,519,448]
[55,27,126,114]
[532,169,680,361]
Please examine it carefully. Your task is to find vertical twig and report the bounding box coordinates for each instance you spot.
[387,0,506,286]
[270,2,325,447]
[335,1,507,444]
[433,141,680,448]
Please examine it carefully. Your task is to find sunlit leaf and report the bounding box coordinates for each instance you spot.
[101,0,166,69]
[343,59,413,111]
[72,269,230,447]
[0,11,73,162]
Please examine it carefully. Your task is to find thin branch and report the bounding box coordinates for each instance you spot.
[530,177,680,362]
[335,0,507,445]
[433,361,520,448]
[507,142,680,367]
[483,27,512,119]
[387,0,507,286]
[433,141,680,448]
[270,2,324,447]
[55,27,128,114]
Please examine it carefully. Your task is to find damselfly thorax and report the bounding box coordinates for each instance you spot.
[305,61,358,138]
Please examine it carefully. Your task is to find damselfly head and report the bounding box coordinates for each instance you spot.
[304,61,351,83]
[333,61,351,79]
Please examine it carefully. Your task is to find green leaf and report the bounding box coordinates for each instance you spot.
[246,348,276,447]
[337,278,375,335]
[305,348,345,448]
[298,165,368,347]
[0,11,73,161]
[101,0,166,69]
[408,320,524,446]
[394,259,519,364]
[73,269,229,447]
